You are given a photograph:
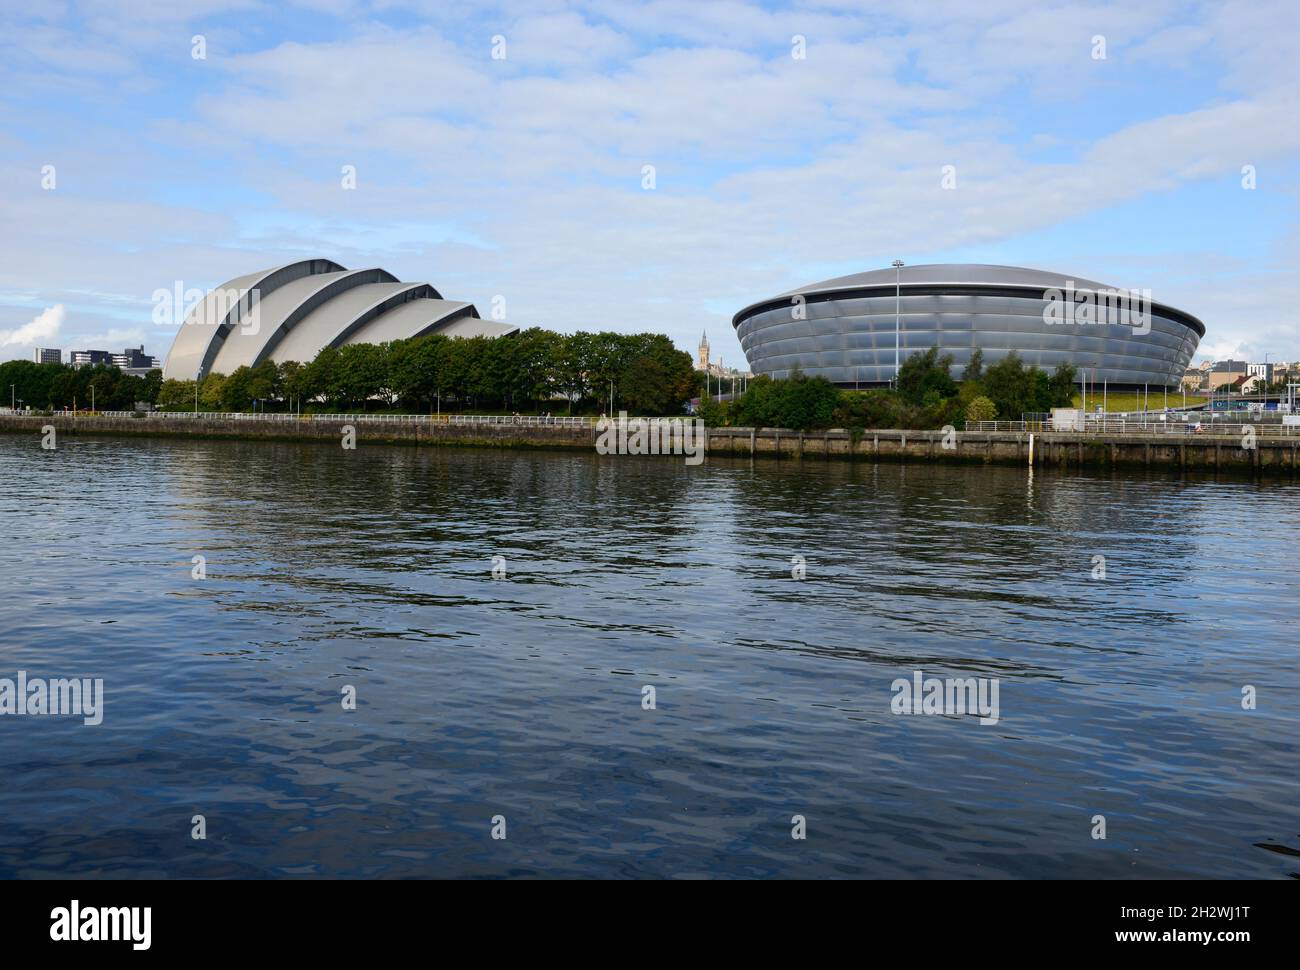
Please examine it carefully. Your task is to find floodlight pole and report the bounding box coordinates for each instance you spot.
[892,260,905,386]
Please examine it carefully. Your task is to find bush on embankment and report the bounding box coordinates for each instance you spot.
[698,349,1079,432]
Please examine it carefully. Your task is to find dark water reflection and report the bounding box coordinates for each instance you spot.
[1,435,1297,878]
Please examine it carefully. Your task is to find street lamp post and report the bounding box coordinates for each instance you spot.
[9,384,13,411]
[892,259,905,386]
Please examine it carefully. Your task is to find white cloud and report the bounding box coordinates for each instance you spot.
[1,0,1298,366]
[0,304,65,347]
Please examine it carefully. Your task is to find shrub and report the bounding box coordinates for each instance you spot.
[696,396,730,426]
[965,396,997,422]
[897,347,957,406]
[730,371,841,431]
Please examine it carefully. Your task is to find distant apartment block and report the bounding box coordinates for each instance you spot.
[111,346,160,370]
[69,346,160,372]
[32,347,61,364]
[1207,359,1248,391]
[1246,362,1275,385]
[68,349,113,367]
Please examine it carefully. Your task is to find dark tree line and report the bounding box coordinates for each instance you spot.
[701,349,1078,431]
[155,328,698,416]
[0,359,161,412]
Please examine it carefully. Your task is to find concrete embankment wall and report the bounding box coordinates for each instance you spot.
[0,414,594,450]
[706,427,1300,473]
[2,415,1297,473]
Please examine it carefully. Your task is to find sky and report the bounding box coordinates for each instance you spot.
[1,0,1298,369]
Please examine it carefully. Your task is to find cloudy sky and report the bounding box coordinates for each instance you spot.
[1,0,1298,368]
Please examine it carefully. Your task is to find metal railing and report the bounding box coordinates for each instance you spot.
[965,418,1300,437]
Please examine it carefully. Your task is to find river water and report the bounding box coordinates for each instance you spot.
[0,434,1296,878]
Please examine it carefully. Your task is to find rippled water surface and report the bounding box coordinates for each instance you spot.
[1,434,1297,878]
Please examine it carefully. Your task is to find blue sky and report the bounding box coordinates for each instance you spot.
[1,0,1298,367]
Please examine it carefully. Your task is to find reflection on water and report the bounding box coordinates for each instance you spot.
[1,435,1297,878]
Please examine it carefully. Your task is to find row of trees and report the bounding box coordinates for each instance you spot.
[0,359,162,412]
[701,350,1078,431]
[156,328,698,416]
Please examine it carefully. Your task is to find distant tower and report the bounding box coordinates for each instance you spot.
[698,330,710,371]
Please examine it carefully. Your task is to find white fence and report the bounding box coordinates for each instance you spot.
[966,417,1300,437]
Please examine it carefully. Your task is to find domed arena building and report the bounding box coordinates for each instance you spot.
[733,264,1204,390]
[162,258,516,382]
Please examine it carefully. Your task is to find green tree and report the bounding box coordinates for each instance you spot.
[334,343,393,408]
[619,347,696,415]
[731,370,842,431]
[157,378,197,410]
[966,395,997,421]
[1045,362,1078,409]
[696,396,730,426]
[199,372,227,410]
[390,334,447,409]
[220,366,255,411]
[982,352,1034,421]
[554,332,594,412]
[300,346,344,408]
[897,347,957,406]
[278,360,308,408]
[510,328,561,408]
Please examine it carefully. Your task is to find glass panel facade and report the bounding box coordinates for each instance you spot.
[735,285,1200,388]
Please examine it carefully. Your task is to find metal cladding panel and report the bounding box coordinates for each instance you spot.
[161,256,518,380]
[207,271,354,375]
[782,263,1119,296]
[266,282,412,361]
[160,259,347,381]
[161,270,263,381]
[196,259,347,378]
[434,318,518,339]
[735,267,1204,389]
[258,271,399,365]
[342,299,474,346]
[736,264,1206,339]
[322,283,438,348]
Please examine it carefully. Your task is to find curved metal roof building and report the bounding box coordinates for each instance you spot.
[162,258,517,381]
[733,263,1204,389]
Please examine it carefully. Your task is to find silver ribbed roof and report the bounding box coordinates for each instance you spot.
[780,263,1116,296]
[735,263,1204,335]
[162,259,517,381]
